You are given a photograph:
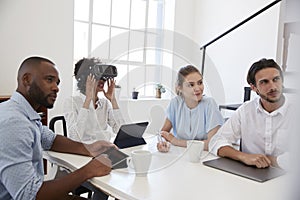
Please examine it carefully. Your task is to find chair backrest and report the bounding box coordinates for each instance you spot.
[145,105,166,134]
[49,115,67,137]
[243,87,251,102]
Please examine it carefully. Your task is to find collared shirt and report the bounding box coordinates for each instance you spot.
[167,95,224,140]
[0,91,56,200]
[209,97,294,170]
[63,93,124,143]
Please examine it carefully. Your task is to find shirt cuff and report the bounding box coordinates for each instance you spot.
[277,152,289,170]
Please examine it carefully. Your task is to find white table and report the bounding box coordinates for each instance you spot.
[44,135,288,200]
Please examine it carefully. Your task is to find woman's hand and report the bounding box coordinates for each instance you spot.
[83,74,97,108]
[157,141,170,152]
[103,78,116,101]
[161,131,175,144]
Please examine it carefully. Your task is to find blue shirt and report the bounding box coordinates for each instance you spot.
[167,95,224,140]
[0,92,56,200]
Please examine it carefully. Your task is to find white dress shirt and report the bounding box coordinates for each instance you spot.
[209,96,294,170]
[64,93,124,143]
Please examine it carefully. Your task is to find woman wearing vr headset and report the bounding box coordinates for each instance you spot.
[64,58,124,143]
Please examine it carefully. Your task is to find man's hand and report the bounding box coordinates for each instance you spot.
[218,146,272,168]
[86,140,117,157]
[239,153,271,168]
[84,154,112,178]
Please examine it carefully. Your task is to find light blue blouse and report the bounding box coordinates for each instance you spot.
[0,92,56,200]
[166,95,224,140]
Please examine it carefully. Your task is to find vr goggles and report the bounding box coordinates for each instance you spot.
[87,64,118,80]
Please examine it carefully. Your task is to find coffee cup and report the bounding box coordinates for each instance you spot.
[128,150,152,176]
[186,140,204,163]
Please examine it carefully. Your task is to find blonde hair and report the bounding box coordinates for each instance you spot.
[175,65,202,95]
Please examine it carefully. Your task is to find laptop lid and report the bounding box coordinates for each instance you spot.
[114,122,149,149]
[203,157,285,182]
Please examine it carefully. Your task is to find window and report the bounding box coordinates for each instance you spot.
[74,0,175,98]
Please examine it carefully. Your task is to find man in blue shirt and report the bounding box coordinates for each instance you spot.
[0,56,114,200]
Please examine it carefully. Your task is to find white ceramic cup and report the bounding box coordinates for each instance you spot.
[186,140,204,163]
[128,150,152,176]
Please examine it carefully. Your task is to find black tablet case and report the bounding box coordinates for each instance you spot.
[113,122,149,149]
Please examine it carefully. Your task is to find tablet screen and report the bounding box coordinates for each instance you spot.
[102,148,129,169]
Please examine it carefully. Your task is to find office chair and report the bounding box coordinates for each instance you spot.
[49,115,93,198]
[49,116,67,137]
[219,87,251,111]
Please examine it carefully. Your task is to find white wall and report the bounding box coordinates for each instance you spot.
[0,0,293,121]
[0,0,74,120]
[173,0,281,104]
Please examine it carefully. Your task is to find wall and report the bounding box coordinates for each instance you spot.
[0,0,292,121]
[0,0,74,120]
[179,0,281,104]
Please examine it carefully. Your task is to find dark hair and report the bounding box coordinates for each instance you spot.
[74,58,102,94]
[247,58,283,86]
[176,65,202,95]
[20,56,54,69]
[18,56,55,81]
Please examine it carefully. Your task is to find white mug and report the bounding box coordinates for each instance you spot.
[186,140,204,163]
[128,150,152,176]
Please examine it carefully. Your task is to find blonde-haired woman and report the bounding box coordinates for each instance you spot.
[157,65,223,152]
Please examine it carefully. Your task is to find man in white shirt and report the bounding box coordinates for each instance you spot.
[209,58,293,169]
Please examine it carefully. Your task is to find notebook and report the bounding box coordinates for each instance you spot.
[203,157,285,182]
[113,122,149,149]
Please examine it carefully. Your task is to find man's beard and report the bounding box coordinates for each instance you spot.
[258,89,282,103]
[28,81,54,109]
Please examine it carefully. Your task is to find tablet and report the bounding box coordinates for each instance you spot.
[101,148,129,169]
[203,157,285,182]
[113,122,149,149]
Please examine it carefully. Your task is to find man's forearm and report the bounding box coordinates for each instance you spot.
[37,166,91,200]
[217,146,244,161]
[50,135,91,156]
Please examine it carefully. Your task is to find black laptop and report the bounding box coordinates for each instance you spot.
[203,157,285,182]
[113,122,149,149]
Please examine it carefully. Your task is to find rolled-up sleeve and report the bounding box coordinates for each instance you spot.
[209,109,241,156]
[41,125,56,150]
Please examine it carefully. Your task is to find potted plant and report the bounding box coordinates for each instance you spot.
[132,88,139,99]
[155,83,166,98]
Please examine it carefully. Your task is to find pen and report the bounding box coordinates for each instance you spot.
[157,131,166,143]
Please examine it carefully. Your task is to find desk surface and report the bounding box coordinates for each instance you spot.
[44,135,288,200]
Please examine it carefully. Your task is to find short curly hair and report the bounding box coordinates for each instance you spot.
[74,58,102,94]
